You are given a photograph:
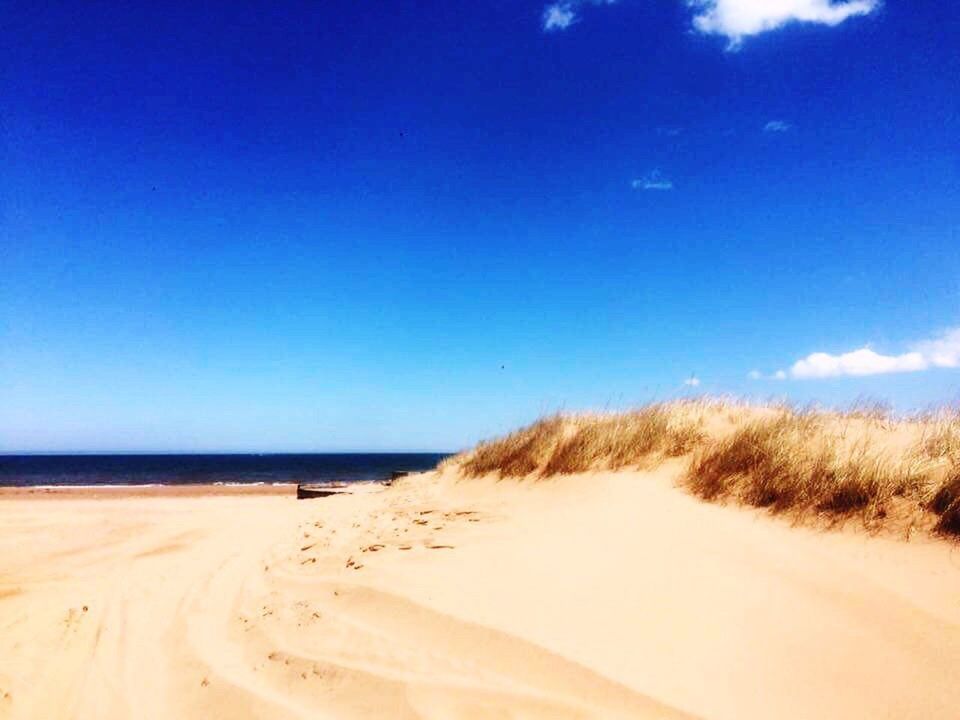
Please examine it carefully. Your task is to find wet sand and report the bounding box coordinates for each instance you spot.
[0,483,296,500]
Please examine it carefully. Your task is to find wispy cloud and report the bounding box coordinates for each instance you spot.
[763,120,791,133]
[632,170,674,191]
[689,0,879,48]
[684,376,701,387]
[748,369,787,380]
[657,126,683,137]
[542,1,617,32]
[757,327,960,380]
[543,3,578,30]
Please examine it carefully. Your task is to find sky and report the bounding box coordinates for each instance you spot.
[2,0,959,452]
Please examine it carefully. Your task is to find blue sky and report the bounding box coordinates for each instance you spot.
[2,0,958,452]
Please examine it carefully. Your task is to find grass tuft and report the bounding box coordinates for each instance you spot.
[921,413,960,460]
[543,407,701,476]
[452,403,703,479]
[459,416,566,478]
[684,412,921,526]
[930,470,960,536]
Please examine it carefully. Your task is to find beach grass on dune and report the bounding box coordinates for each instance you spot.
[443,400,960,539]
[450,404,703,478]
[930,467,960,535]
[922,414,960,460]
[542,407,702,475]
[684,411,920,525]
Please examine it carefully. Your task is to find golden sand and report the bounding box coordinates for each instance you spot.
[1,464,958,719]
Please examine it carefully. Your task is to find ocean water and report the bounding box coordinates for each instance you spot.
[0,453,448,488]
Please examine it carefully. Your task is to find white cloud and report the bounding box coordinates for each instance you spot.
[913,328,960,369]
[791,348,927,379]
[543,0,876,43]
[748,369,762,380]
[684,376,701,387]
[542,0,617,32]
[764,120,791,133]
[543,3,578,30]
[689,0,879,47]
[773,370,787,380]
[773,327,960,380]
[632,170,674,191]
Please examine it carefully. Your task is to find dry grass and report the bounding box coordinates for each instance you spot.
[450,403,703,479]
[919,412,960,459]
[543,408,702,475]
[914,411,960,535]
[684,412,922,527]
[443,398,960,540]
[930,468,960,535]
[456,415,567,478]
[843,397,893,423]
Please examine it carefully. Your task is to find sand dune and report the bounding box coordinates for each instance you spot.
[1,466,958,719]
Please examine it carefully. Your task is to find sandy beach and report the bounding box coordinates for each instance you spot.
[0,483,296,500]
[1,465,958,720]
[6,1,956,716]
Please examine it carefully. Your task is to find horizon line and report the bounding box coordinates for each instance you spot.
[0,450,455,457]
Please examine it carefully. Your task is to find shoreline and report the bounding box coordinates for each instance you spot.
[0,482,298,499]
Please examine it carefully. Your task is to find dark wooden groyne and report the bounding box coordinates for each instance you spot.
[297,470,413,499]
[296,483,349,499]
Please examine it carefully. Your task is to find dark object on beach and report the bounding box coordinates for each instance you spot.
[296,483,348,500]
[384,470,411,487]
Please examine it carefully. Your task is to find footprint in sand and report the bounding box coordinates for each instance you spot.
[64,607,86,628]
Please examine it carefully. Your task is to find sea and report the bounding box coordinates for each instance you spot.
[0,453,449,488]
